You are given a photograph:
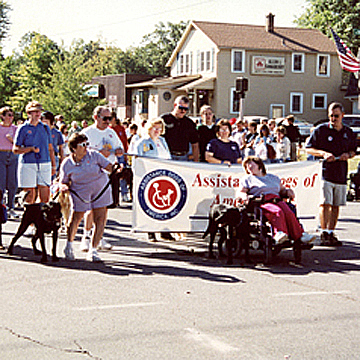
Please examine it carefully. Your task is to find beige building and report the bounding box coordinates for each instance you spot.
[128,14,348,123]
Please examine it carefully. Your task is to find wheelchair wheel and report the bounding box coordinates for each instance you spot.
[293,240,302,264]
[264,235,273,264]
[347,191,354,202]
[218,237,242,258]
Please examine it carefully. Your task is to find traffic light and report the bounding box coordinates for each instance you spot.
[235,77,248,93]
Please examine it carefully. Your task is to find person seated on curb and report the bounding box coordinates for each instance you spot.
[237,156,316,245]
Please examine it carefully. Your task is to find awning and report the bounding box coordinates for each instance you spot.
[126,75,201,89]
[176,77,215,91]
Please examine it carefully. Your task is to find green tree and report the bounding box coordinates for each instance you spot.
[137,21,189,76]
[0,1,11,47]
[39,45,103,122]
[0,55,17,105]
[11,32,61,111]
[295,0,360,53]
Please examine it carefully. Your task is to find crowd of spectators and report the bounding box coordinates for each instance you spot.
[0,97,354,259]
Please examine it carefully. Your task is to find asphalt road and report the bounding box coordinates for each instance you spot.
[0,201,360,359]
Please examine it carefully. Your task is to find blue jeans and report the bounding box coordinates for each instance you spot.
[117,155,128,196]
[0,151,18,209]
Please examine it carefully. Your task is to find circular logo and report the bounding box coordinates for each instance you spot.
[138,169,187,220]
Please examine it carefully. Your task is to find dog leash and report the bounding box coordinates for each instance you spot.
[63,163,121,204]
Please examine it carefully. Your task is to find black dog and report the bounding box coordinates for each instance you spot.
[7,202,62,263]
[203,203,250,264]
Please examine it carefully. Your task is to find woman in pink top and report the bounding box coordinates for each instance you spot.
[0,107,18,218]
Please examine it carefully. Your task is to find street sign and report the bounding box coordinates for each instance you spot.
[354,29,360,36]
[109,95,117,108]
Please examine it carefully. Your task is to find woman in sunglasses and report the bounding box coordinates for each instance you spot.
[59,132,116,262]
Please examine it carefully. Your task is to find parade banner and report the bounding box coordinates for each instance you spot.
[132,157,322,232]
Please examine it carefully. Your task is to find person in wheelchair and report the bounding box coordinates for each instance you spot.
[237,156,316,245]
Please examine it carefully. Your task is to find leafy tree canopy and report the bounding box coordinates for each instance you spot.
[0,1,10,47]
[295,0,360,53]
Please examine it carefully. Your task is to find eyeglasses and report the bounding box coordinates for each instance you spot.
[78,142,89,148]
[329,114,340,119]
[6,113,14,117]
[178,105,189,112]
[100,116,112,122]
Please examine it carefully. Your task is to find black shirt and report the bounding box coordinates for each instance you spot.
[161,113,199,153]
[306,123,357,184]
[197,124,216,162]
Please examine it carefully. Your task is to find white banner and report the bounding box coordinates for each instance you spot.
[132,158,322,232]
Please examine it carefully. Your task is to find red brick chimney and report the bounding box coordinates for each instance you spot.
[266,13,275,33]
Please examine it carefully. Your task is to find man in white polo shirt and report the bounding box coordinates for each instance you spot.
[80,106,123,251]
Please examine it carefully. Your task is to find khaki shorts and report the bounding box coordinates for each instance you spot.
[321,180,347,206]
[18,162,51,188]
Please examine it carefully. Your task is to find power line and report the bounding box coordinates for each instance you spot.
[49,0,216,38]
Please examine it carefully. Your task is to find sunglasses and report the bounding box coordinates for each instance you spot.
[329,114,340,119]
[78,142,89,147]
[178,105,189,112]
[100,116,112,122]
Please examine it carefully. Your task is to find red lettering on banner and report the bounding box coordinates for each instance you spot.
[303,173,318,188]
[280,176,298,188]
[192,173,241,188]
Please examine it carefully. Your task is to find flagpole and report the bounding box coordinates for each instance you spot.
[358,49,360,111]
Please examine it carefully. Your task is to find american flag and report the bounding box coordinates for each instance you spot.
[330,28,360,73]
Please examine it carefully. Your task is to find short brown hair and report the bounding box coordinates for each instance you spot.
[216,119,232,135]
[68,132,88,153]
[0,106,13,117]
[242,156,267,175]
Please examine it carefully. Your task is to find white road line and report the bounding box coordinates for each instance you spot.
[184,328,239,353]
[273,290,351,297]
[74,302,165,311]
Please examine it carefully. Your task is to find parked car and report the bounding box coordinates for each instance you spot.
[243,116,268,125]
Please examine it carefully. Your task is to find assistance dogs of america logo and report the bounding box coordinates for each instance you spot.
[138,169,187,220]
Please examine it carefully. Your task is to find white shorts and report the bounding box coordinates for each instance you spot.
[321,180,347,206]
[18,162,52,188]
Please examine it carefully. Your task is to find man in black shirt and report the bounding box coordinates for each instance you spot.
[306,102,356,246]
[284,115,301,161]
[161,95,199,162]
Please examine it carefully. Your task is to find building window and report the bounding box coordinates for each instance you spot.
[185,54,189,73]
[270,104,285,119]
[200,52,205,72]
[231,49,245,73]
[179,55,184,74]
[317,54,330,77]
[312,93,327,109]
[290,92,303,113]
[292,53,304,73]
[230,87,240,114]
[206,51,211,71]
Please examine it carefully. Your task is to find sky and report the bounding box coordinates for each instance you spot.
[2,0,308,56]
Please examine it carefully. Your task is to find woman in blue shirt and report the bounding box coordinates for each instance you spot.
[205,119,242,165]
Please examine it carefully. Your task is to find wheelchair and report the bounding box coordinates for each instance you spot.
[218,195,312,264]
[346,171,360,201]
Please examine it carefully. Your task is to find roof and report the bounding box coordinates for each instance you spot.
[167,20,337,66]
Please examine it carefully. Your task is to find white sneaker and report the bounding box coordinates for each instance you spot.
[300,232,317,244]
[80,235,91,252]
[122,193,131,203]
[86,248,102,262]
[274,231,289,244]
[8,209,19,219]
[97,239,113,250]
[64,244,75,260]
